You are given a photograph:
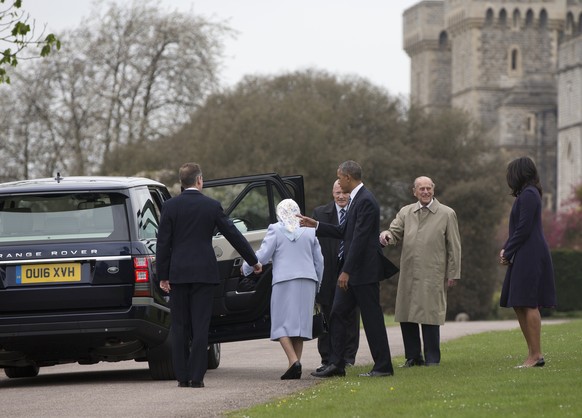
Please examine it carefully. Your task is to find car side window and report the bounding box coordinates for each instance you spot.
[230,186,272,232]
[133,187,162,240]
[205,182,284,233]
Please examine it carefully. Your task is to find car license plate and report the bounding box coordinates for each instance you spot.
[16,263,82,284]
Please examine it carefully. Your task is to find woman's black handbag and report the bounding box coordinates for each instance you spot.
[312,304,328,338]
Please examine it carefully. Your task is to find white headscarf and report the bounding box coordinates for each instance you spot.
[276,199,305,241]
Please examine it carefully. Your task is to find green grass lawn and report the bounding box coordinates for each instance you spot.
[228,320,582,417]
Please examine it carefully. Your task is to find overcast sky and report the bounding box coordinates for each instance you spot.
[21,0,419,97]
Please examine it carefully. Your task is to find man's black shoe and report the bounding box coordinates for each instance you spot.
[177,381,190,387]
[191,381,205,388]
[315,363,329,373]
[311,364,345,378]
[358,370,394,377]
[399,358,425,368]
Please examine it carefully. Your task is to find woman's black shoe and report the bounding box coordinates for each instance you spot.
[281,361,302,380]
[515,357,546,368]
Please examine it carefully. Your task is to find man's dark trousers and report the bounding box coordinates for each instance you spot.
[328,283,393,373]
[400,322,441,364]
[170,283,215,383]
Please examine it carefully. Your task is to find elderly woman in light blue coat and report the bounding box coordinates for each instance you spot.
[243,199,324,380]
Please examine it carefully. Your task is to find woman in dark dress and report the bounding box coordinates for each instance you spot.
[499,157,556,368]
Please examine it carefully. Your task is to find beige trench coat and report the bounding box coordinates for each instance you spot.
[388,198,461,325]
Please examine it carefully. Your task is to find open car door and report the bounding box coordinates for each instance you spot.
[203,173,304,343]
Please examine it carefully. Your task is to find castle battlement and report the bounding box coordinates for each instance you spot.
[404,0,582,211]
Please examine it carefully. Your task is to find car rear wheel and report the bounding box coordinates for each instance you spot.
[207,343,221,370]
[4,365,40,378]
[147,337,221,379]
[147,338,175,380]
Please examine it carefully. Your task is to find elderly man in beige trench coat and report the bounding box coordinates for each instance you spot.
[380,176,461,367]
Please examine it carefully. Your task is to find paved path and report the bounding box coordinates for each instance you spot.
[1,319,567,418]
[220,319,562,375]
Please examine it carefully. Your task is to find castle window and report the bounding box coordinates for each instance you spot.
[500,9,507,27]
[439,31,449,49]
[540,10,548,29]
[486,9,494,26]
[509,46,522,75]
[526,114,536,134]
[525,10,534,28]
[566,12,574,35]
[512,9,521,30]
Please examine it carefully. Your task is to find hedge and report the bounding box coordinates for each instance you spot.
[552,249,582,312]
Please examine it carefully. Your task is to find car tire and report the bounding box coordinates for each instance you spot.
[147,337,175,381]
[4,365,40,378]
[207,343,220,370]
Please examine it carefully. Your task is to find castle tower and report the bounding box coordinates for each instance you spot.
[403,1,451,111]
[405,0,568,209]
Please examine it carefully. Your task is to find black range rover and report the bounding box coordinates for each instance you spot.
[0,173,304,380]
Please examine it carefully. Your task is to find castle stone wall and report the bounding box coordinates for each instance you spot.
[404,0,574,210]
[558,35,582,210]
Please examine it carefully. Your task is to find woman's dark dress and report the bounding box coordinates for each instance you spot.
[500,186,556,308]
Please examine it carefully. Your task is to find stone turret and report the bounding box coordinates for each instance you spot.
[403,1,451,110]
[404,0,578,210]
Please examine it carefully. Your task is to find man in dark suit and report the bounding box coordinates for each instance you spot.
[156,162,261,388]
[312,180,360,371]
[298,160,396,378]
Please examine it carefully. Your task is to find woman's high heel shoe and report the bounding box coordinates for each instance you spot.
[515,357,545,369]
[281,361,302,380]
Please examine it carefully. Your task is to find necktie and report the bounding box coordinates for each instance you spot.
[419,206,429,221]
[338,207,346,260]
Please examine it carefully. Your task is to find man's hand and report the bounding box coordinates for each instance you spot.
[296,214,317,228]
[379,230,392,246]
[447,279,457,288]
[160,279,171,293]
[253,262,262,274]
[337,272,350,291]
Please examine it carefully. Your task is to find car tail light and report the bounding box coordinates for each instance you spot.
[133,256,154,297]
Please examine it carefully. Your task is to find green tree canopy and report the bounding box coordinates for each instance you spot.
[121,69,507,319]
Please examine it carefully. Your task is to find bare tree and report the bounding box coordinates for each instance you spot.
[1,0,230,178]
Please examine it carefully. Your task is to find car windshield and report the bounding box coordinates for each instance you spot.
[0,192,129,243]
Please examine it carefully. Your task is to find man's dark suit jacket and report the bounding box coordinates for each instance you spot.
[312,201,340,305]
[317,186,397,285]
[156,189,258,284]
